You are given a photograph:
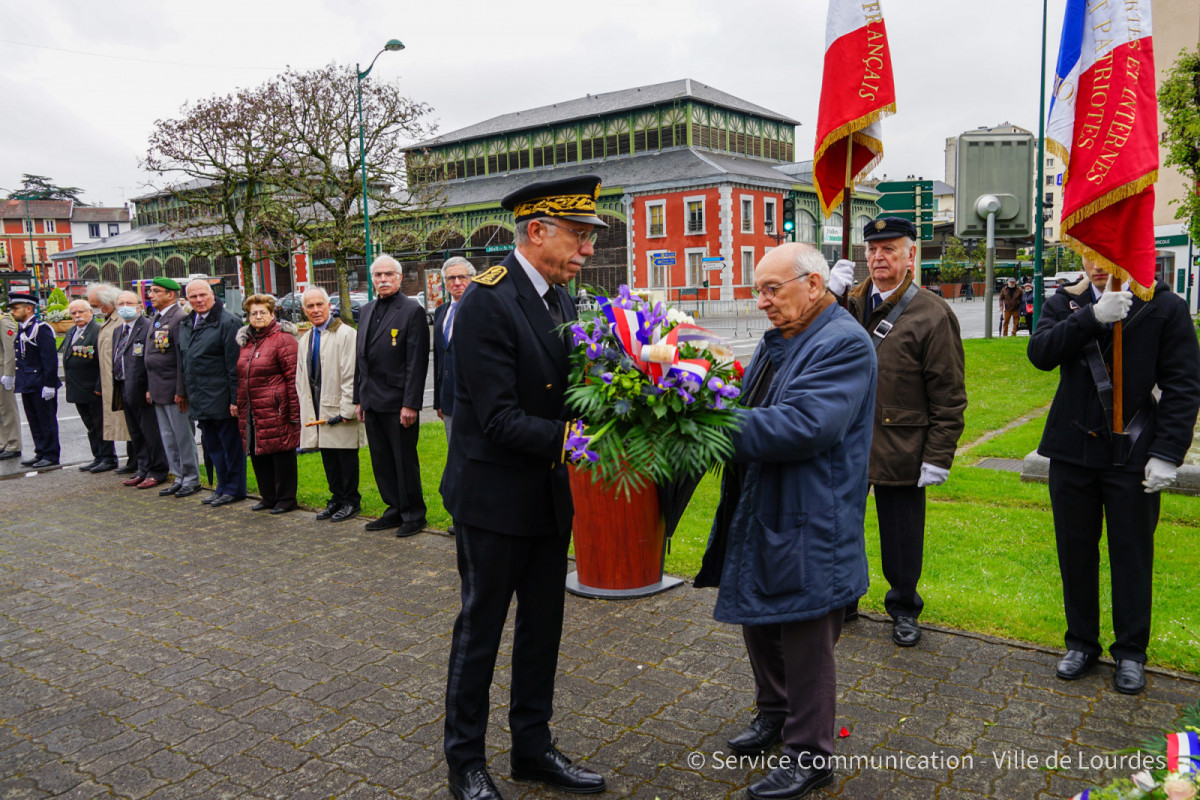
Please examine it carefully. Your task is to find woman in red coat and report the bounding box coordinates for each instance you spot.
[234,295,301,514]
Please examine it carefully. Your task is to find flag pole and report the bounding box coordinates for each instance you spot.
[841,138,853,261]
[1108,274,1124,433]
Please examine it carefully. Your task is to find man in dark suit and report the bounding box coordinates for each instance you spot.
[432,256,475,441]
[1029,256,1200,695]
[144,277,201,498]
[112,291,169,488]
[62,299,117,471]
[353,254,429,536]
[439,176,607,800]
[8,292,60,468]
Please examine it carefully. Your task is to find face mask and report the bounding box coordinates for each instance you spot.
[117,307,138,321]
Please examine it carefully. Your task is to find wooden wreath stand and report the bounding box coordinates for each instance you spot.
[565,466,683,599]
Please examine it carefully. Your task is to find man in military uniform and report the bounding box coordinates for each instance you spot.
[113,291,169,488]
[439,176,607,800]
[9,292,61,468]
[1029,255,1200,694]
[842,217,967,648]
[144,277,201,498]
[62,299,116,471]
[0,303,21,460]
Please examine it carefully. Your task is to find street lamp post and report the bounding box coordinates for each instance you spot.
[357,38,404,302]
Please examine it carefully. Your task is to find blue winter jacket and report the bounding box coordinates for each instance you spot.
[711,303,876,626]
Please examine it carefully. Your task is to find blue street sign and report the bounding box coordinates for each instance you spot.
[653,257,676,266]
[701,256,724,262]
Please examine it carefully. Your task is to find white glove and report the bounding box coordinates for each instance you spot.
[0,375,12,391]
[828,259,856,297]
[1092,289,1132,324]
[1142,457,1177,494]
[40,386,56,401]
[917,462,950,488]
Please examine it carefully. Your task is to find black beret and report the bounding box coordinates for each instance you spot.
[863,216,917,242]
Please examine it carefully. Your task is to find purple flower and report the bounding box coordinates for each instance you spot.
[564,420,599,463]
[615,284,639,310]
[601,372,614,384]
[572,323,603,359]
[708,376,741,401]
[613,399,631,415]
[676,387,695,404]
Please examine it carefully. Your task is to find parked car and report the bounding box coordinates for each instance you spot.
[1043,271,1086,294]
[275,291,304,322]
[408,292,434,326]
[330,291,368,322]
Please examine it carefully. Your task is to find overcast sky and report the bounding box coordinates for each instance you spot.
[2,0,1071,208]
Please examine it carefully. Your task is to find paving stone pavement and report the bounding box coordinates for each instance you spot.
[2,470,1198,800]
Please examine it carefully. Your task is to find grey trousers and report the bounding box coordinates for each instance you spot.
[154,402,200,488]
[0,387,19,451]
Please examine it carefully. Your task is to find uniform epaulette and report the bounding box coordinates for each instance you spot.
[472,266,507,286]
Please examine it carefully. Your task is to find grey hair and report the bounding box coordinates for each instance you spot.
[792,246,830,286]
[87,282,120,309]
[513,219,559,246]
[370,254,401,275]
[441,256,476,277]
[301,285,330,302]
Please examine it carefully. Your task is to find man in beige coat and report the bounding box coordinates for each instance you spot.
[296,286,363,522]
[0,306,21,460]
[86,283,130,472]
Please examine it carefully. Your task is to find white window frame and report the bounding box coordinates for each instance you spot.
[740,247,755,286]
[44,219,55,233]
[647,249,669,289]
[646,200,666,238]
[764,198,777,233]
[108,223,120,236]
[685,247,707,286]
[24,219,34,234]
[740,196,753,233]
[684,195,706,235]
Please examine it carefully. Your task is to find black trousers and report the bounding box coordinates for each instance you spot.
[1049,460,1159,663]
[120,396,168,480]
[364,409,425,522]
[320,448,361,507]
[198,418,246,498]
[742,608,843,762]
[874,484,926,619]
[21,392,59,463]
[250,450,298,509]
[76,398,116,461]
[444,524,570,772]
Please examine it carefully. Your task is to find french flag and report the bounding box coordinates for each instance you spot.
[1047,0,1158,298]
[1166,730,1200,774]
[812,0,896,218]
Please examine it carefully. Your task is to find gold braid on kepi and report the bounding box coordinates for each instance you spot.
[501,174,609,229]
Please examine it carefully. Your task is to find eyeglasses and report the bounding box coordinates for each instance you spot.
[750,274,808,298]
[445,274,472,283]
[540,219,599,247]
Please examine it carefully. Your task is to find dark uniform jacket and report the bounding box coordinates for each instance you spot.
[847,272,967,485]
[1029,278,1200,472]
[114,317,153,409]
[433,300,458,416]
[439,252,578,537]
[13,319,59,394]
[353,293,429,413]
[178,297,240,421]
[144,303,186,404]
[61,320,102,404]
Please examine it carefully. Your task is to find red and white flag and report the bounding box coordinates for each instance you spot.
[813,0,896,218]
[1047,0,1158,298]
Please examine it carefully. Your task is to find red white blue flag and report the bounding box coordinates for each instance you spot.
[1166,730,1200,774]
[1047,0,1158,299]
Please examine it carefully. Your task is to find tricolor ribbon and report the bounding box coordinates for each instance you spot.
[1167,730,1200,774]
[599,297,731,387]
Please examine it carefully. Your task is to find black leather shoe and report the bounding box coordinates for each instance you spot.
[1113,659,1147,694]
[210,494,244,507]
[448,767,503,800]
[79,459,101,472]
[175,485,202,498]
[316,503,337,521]
[159,483,182,496]
[892,616,921,647]
[511,745,605,794]
[115,464,138,475]
[270,504,297,515]
[844,601,860,622]
[20,456,38,467]
[201,493,218,505]
[747,762,833,800]
[727,712,784,755]
[30,459,58,469]
[89,460,118,473]
[0,450,21,460]
[364,516,401,531]
[331,505,360,523]
[1055,650,1098,680]
[396,518,427,538]
[251,501,272,511]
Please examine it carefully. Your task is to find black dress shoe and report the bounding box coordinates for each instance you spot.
[1055,650,1098,680]
[892,616,921,647]
[0,450,21,461]
[20,456,39,466]
[115,464,138,475]
[251,501,272,511]
[728,711,784,755]
[201,493,219,505]
[175,485,202,498]
[315,503,337,521]
[747,761,833,800]
[364,516,401,531]
[210,494,244,507]
[331,505,360,523]
[1113,659,1147,694]
[30,459,58,469]
[448,767,503,800]
[159,483,182,496]
[511,745,605,794]
[270,504,297,515]
[79,459,101,472]
[89,460,118,473]
[396,518,427,538]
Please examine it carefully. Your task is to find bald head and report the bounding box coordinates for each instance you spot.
[186,280,215,314]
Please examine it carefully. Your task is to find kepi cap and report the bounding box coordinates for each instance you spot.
[151,276,181,292]
[863,216,917,242]
[7,292,37,306]
[502,175,608,228]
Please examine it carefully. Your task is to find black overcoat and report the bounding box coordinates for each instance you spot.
[353,294,429,413]
[61,320,101,405]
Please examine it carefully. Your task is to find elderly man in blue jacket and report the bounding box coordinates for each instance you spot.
[697,244,876,800]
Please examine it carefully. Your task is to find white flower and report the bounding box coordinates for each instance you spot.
[666,308,693,326]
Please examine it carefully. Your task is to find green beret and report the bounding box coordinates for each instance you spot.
[152,277,181,292]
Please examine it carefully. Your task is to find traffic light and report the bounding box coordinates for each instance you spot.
[781,194,796,239]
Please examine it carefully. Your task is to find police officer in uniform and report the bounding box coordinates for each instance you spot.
[439,176,607,800]
[9,292,61,468]
[1029,256,1200,694]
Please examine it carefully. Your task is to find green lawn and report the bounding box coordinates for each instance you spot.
[257,334,1200,674]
